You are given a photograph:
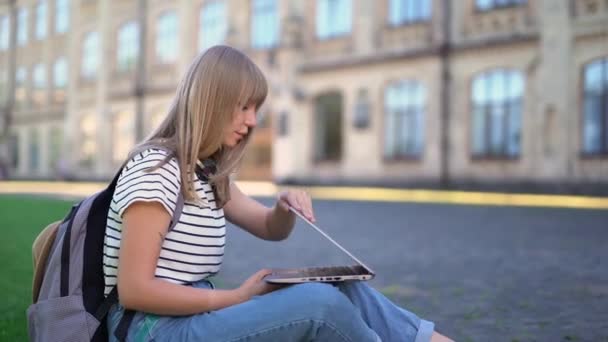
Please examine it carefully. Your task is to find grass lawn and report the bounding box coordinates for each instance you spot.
[0,195,75,341]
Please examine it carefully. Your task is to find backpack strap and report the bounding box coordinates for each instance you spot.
[59,202,82,297]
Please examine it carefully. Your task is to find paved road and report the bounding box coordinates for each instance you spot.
[217,198,608,342]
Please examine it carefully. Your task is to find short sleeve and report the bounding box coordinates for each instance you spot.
[112,149,181,218]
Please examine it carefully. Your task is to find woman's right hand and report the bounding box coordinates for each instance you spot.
[237,269,284,302]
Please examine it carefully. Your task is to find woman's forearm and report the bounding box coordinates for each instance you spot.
[119,278,247,316]
[265,206,295,241]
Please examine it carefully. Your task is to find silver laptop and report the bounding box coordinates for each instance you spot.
[263,207,376,284]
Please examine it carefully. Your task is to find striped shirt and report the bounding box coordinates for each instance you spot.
[103,148,225,296]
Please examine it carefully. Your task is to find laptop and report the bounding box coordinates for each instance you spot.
[263,207,376,284]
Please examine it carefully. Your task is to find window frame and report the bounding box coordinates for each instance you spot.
[35,1,47,40]
[81,31,99,79]
[387,0,432,27]
[469,68,525,160]
[580,56,608,157]
[251,0,279,49]
[383,80,426,161]
[155,10,178,64]
[198,0,227,52]
[55,0,69,34]
[315,0,352,40]
[474,0,527,12]
[116,21,140,73]
[17,7,28,46]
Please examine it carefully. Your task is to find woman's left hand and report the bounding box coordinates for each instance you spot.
[276,189,316,222]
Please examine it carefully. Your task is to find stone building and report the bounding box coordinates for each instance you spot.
[0,0,607,192]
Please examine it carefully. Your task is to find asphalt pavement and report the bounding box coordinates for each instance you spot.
[219,198,608,342]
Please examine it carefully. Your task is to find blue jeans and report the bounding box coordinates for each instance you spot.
[108,280,435,342]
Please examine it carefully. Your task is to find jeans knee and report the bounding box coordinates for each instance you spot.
[292,283,356,320]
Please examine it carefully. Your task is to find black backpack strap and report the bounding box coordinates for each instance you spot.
[114,309,136,341]
[59,202,82,297]
[94,286,119,321]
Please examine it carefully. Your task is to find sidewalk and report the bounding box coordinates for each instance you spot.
[2,180,608,209]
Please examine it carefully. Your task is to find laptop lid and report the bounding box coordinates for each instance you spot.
[288,206,375,276]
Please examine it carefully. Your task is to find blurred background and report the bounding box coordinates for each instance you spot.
[0,0,606,192]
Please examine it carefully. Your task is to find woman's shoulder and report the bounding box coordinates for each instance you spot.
[121,148,181,179]
[126,148,178,168]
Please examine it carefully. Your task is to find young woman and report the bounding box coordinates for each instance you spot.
[104,45,453,342]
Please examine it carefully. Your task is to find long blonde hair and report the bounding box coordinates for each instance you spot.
[128,45,268,207]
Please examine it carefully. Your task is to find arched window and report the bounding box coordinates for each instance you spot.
[199,1,226,52]
[389,0,431,26]
[117,21,140,72]
[55,0,69,34]
[35,1,47,40]
[156,11,178,63]
[316,0,351,40]
[81,31,99,79]
[251,0,279,48]
[582,57,608,155]
[384,80,425,159]
[471,69,524,157]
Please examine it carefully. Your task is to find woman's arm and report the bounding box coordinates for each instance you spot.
[223,183,315,241]
[118,201,247,315]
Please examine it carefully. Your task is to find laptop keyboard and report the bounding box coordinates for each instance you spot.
[292,265,366,277]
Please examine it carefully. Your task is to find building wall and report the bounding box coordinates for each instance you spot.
[0,0,607,191]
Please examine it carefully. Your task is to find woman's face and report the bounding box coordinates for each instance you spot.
[222,102,257,147]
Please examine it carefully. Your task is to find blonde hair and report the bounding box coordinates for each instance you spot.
[128,45,268,207]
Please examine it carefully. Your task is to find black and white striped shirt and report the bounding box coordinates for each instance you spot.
[103,148,225,296]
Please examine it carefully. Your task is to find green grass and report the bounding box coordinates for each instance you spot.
[0,195,75,341]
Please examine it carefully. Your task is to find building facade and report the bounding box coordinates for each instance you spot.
[0,0,607,191]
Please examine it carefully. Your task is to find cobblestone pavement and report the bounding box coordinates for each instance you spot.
[218,199,608,342]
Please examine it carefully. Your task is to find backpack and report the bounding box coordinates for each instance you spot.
[27,166,184,342]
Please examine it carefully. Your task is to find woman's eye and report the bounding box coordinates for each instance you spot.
[242,106,249,111]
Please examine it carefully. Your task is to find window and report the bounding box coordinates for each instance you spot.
[17,8,28,46]
[33,64,46,89]
[384,81,425,158]
[49,127,62,171]
[471,69,524,158]
[112,111,133,164]
[55,0,69,34]
[16,67,26,86]
[80,114,96,168]
[117,21,140,72]
[10,134,19,169]
[53,58,67,88]
[582,57,608,155]
[156,11,178,63]
[389,0,431,25]
[314,92,343,161]
[0,71,6,103]
[316,0,351,40]
[36,1,47,39]
[15,67,27,106]
[476,0,526,11]
[33,64,46,105]
[54,57,67,102]
[199,1,227,52]
[251,0,279,49]
[81,31,99,79]
[28,128,40,172]
[0,16,9,50]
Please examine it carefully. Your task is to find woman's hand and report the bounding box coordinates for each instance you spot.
[276,189,316,222]
[237,269,284,301]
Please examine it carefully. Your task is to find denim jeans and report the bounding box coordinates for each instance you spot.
[108,280,434,342]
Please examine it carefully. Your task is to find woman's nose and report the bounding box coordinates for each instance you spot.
[244,109,257,127]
